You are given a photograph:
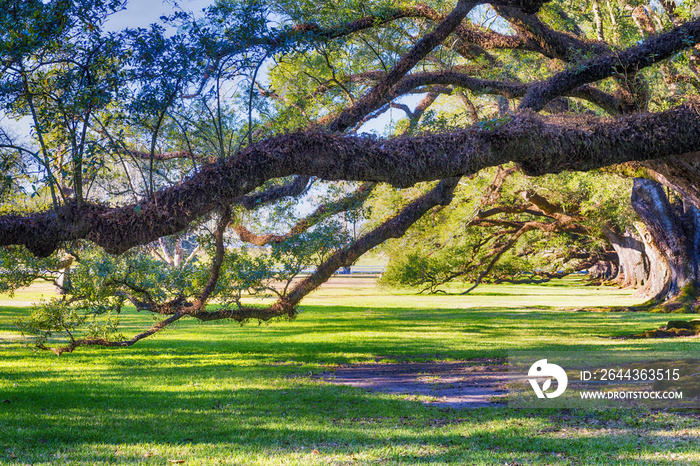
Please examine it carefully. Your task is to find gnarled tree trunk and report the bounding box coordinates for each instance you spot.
[54,254,74,295]
[603,226,647,289]
[633,221,671,300]
[588,260,618,281]
[631,178,700,312]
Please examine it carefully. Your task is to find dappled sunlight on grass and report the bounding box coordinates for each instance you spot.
[1,279,700,464]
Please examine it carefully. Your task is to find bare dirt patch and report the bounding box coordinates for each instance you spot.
[320,359,515,408]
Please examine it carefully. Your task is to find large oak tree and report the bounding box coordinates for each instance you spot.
[2,0,700,353]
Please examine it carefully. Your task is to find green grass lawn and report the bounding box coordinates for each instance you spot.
[1,278,699,465]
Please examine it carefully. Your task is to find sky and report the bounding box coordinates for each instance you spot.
[5,0,406,219]
[107,0,211,30]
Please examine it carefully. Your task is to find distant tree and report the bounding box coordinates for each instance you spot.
[378,168,634,293]
[2,0,700,353]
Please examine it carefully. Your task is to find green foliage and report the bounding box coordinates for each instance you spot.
[380,252,460,293]
[215,248,276,304]
[376,169,633,293]
[15,299,123,349]
[3,243,198,345]
[274,221,350,268]
[5,208,354,347]
[1,0,697,349]
[0,246,56,294]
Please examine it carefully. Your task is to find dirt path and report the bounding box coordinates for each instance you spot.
[320,360,515,408]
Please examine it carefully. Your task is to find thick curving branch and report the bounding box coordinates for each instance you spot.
[160,178,458,325]
[193,177,460,324]
[43,312,185,356]
[34,177,460,354]
[3,103,700,257]
[195,207,231,307]
[519,18,700,111]
[493,5,608,62]
[235,176,312,210]
[282,180,459,306]
[386,71,623,114]
[328,0,476,132]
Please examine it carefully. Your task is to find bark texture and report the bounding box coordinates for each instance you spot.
[603,227,647,289]
[5,104,700,258]
[631,178,700,311]
[519,18,700,111]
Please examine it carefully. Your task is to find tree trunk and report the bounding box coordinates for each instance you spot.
[54,254,74,295]
[588,260,617,281]
[603,226,647,289]
[633,221,671,300]
[55,267,71,295]
[631,178,700,312]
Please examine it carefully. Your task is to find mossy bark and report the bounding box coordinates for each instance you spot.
[603,227,647,289]
[633,222,671,300]
[631,178,700,312]
[642,153,700,209]
[631,319,700,338]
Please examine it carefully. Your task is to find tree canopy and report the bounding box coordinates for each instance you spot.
[2,0,700,353]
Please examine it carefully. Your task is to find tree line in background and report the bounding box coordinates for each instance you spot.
[1,0,700,354]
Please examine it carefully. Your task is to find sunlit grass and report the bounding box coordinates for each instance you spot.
[1,278,699,465]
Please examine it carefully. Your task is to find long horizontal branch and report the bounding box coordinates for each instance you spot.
[469,217,586,234]
[43,312,184,356]
[519,17,700,111]
[477,205,546,218]
[125,150,197,161]
[386,71,622,114]
[235,176,312,210]
[3,103,700,257]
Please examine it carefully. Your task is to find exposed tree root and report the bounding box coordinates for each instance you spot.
[627,285,700,314]
[629,319,700,338]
